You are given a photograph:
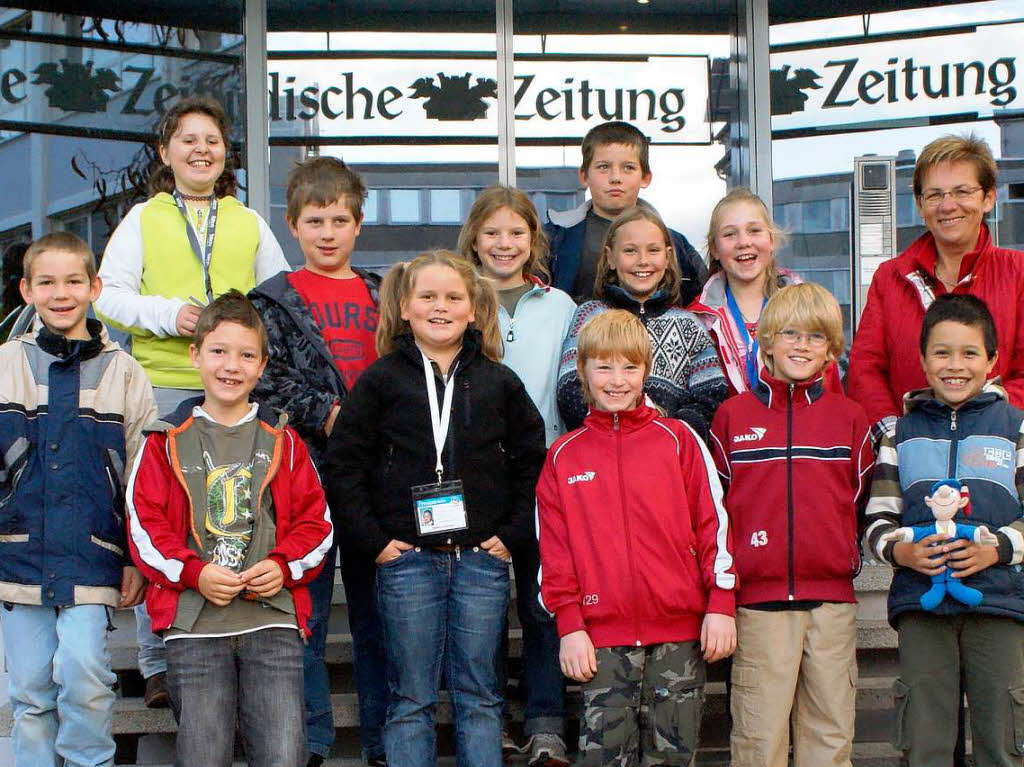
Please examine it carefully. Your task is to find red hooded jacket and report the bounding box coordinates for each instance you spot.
[710,370,874,605]
[847,225,1024,425]
[126,405,333,637]
[536,404,736,649]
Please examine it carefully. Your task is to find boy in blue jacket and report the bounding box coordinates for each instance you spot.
[865,293,1024,767]
[0,232,156,766]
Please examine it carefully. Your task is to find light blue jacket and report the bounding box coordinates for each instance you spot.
[499,279,576,447]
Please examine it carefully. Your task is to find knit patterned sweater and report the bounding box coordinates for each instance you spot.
[556,285,728,440]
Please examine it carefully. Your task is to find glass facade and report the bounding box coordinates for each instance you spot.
[769,0,1024,338]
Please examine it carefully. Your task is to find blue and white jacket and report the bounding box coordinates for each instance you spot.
[0,319,156,607]
[864,382,1024,625]
[499,278,576,447]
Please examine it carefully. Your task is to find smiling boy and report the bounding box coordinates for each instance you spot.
[864,293,1024,767]
[127,290,333,767]
[710,282,874,767]
[248,156,386,767]
[544,121,707,304]
[537,308,736,766]
[0,232,156,767]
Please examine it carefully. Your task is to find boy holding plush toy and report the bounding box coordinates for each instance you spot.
[865,293,1024,767]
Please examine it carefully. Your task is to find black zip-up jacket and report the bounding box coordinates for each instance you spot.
[248,268,381,470]
[327,330,547,561]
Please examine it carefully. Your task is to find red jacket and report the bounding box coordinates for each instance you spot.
[709,371,874,606]
[536,404,736,649]
[126,405,333,637]
[847,225,1024,425]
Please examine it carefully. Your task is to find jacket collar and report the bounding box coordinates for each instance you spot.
[153,395,283,432]
[603,283,672,315]
[583,402,661,433]
[547,199,591,229]
[394,327,483,371]
[902,223,993,286]
[34,317,105,362]
[751,367,826,411]
[903,377,1005,416]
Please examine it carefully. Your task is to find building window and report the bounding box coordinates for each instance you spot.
[389,190,421,224]
[897,193,919,227]
[364,189,379,225]
[429,189,461,224]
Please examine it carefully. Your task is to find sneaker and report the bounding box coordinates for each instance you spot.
[502,728,521,757]
[367,756,387,767]
[143,671,169,709]
[306,756,325,767]
[528,733,569,767]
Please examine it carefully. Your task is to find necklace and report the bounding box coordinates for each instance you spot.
[935,260,959,290]
[176,190,214,202]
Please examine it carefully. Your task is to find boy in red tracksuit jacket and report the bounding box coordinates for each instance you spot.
[127,291,333,767]
[709,283,873,767]
[537,309,737,766]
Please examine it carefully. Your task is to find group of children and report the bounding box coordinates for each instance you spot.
[0,95,1021,767]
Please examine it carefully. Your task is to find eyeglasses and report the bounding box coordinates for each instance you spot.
[919,186,983,207]
[775,329,828,348]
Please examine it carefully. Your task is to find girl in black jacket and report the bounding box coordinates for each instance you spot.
[328,250,546,767]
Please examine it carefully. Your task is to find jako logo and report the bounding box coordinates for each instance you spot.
[733,427,767,443]
[567,471,596,485]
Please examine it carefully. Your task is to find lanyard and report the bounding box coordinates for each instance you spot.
[172,190,218,304]
[421,351,458,484]
[725,282,766,390]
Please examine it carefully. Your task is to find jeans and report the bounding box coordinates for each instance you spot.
[378,546,509,767]
[165,627,306,767]
[304,546,337,759]
[0,603,116,767]
[503,539,565,738]
[340,543,388,761]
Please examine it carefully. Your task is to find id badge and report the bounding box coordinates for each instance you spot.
[411,480,469,536]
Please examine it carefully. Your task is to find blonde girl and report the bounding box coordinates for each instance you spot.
[458,187,574,762]
[690,187,840,396]
[328,250,547,767]
[556,202,727,438]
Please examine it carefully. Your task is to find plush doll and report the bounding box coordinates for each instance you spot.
[883,478,999,610]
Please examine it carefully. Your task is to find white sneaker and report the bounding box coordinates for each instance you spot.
[528,732,569,767]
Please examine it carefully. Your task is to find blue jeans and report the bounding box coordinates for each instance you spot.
[504,539,565,738]
[165,627,306,767]
[340,543,388,761]
[0,603,116,767]
[378,546,509,767]
[305,545,337,759]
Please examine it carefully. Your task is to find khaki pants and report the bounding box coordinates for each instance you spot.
[730,603,858,767]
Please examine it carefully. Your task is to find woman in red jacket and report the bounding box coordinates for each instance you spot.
[847,134,1024,435]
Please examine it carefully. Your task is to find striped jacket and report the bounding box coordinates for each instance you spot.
[864,383,1024,625]
[0,319,156,607]
[709,369,874,605]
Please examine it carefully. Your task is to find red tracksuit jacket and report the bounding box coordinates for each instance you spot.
[709,371,874,606]
[537,403,737,649]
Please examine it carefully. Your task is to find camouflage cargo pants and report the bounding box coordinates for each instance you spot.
[578,640,705,767]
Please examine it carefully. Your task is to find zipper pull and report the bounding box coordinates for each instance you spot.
[506,318,515,343]
[639,303,646,316]
[951,411,958,432]
[613,413,620,431]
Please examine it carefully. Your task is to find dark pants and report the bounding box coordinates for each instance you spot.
[378,546,509,767]
[894,611,1024,767]
[166,627,306,767]
[502,539,565,738]
[304,545,337,759]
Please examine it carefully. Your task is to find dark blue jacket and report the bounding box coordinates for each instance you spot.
[864,383,1024,626]
[0,320,156,607]
[544,200,708,306]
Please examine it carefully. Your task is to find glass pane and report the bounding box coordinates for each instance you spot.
[0,5,245,248]
[769,1,1022,339]
[364,188,379,224]
[267,5,498,271]
[512,1,738,299]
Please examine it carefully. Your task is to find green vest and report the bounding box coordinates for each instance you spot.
[134,194,261,389]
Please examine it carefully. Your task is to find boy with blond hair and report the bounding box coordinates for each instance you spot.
[248,155,384,767]
[710,283,874,767]
[0,231,156,766]
[544,121,707,304]
[537,309,736,765]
